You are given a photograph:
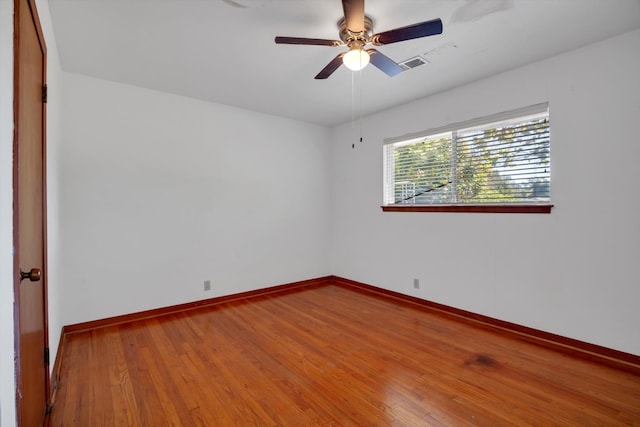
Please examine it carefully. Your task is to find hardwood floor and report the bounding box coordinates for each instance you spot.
[49,284,640,426]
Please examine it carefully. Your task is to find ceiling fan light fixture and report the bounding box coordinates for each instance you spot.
[343,48,370,71]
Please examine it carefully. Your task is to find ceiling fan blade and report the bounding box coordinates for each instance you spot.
[315,53,346,79]
[275,36,342,47]
[371,18,443,45]
[367,49,404,77]
[342,0,365,33]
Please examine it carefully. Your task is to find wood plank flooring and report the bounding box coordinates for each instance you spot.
[49,284,640,426]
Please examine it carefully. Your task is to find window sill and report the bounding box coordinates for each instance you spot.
[380,204,553,214]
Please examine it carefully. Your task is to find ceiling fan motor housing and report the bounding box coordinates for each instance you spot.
[338,16,373,47]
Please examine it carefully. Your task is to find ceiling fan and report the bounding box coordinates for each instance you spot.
[275,0,443,79]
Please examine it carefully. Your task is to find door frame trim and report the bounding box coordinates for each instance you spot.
[12,0,50,423]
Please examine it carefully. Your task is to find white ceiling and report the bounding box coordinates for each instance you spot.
[48,0,640,127]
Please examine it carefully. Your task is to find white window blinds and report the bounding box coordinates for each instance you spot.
[383,104,550,206]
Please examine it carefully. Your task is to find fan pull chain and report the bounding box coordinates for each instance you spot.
[351,69,356,148]
[350,67,365,149]
[359,67,364,145]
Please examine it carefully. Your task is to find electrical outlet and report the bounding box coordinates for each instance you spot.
[204,280,211,291]
[413,278,420,289]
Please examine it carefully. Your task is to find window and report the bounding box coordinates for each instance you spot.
[383,104,552,213]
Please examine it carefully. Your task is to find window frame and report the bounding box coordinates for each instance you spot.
[382,103,553,214]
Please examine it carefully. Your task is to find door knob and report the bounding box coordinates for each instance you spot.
[20,268,41,282]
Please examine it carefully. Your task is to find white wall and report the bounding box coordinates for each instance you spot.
[0,0,16,423]
[59,73,332,326]
[330,29,640,355]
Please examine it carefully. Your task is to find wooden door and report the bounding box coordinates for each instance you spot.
[13,0,50,425]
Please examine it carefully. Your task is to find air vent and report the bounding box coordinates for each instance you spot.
[399,56,428,70]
